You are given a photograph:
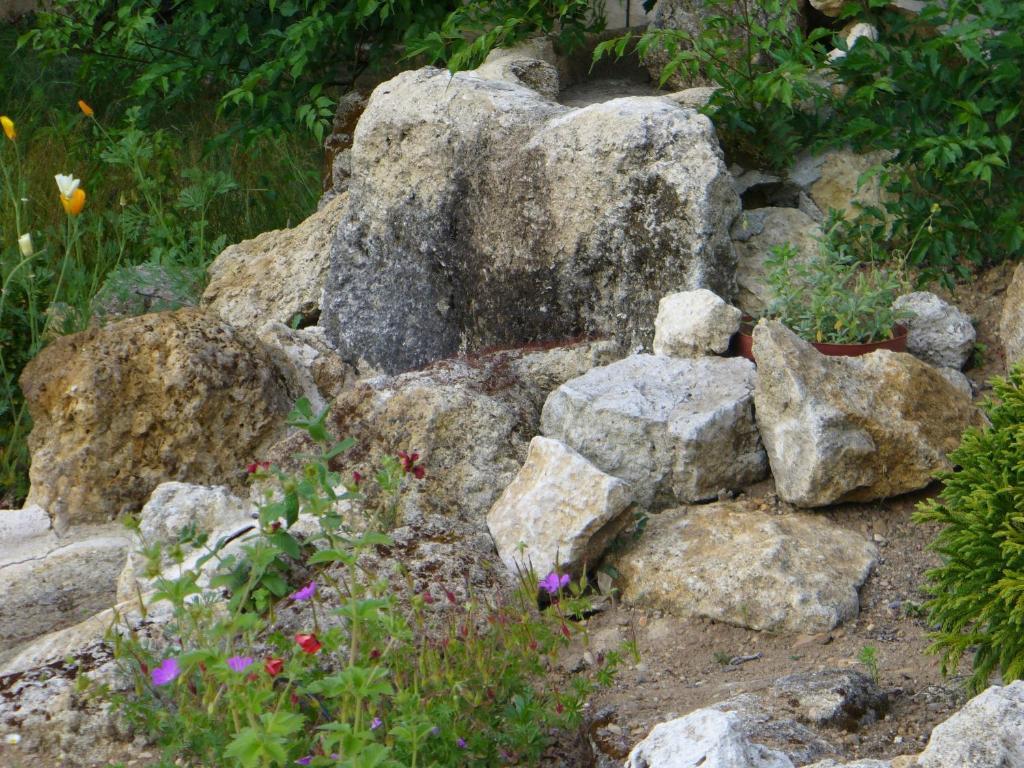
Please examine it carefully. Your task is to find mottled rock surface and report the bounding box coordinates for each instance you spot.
[653,289,741,357]
[893,291,975,370]
[203,192,346,328]
[771,670,888,730]
[789,148,894,221]
[20,308,291,530]
[999,261,1024,365]
[916,681,1024,768]
[753,321,984,507]
[613,501,877,633]
[487,436,633,579]
[541,354,765,506]
[320,66,739,374]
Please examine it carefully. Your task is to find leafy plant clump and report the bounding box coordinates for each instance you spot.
[762,227,908,345]
[94,399,619,767]
[914,366,1024,693]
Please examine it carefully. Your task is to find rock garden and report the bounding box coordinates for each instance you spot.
[2,1,1024,767]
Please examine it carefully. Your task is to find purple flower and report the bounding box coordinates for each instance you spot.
[457,737,467,749]
[295,757,312,766]
[430,726,440,736]
[151,657,180,686]
[226,655,254,673]
[539,571,570,595]
[289,581,317,601]
[370,717,382,730]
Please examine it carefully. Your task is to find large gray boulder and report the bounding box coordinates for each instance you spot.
[916,681,1024,768]
[753,321,985,507]
[541,354,766,507]
[320,66,740,375]
[612,501,877,633]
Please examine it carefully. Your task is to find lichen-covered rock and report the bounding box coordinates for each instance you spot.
[612,501,877,633]
[916,681,1024,768]
[771,670,888,730]
[789,148,894,221]
[20,308,291,531]
[487,436,633,579]
[653,289,741,357]
[625,708,795,768]
[752,321,985,507]
[320,66,739,375]
[893,291,975,370]
[731,207,822,316]
[541,354,766,506]
[999,261,1024,365]
[257,321,356,414]
[202,192,346,328]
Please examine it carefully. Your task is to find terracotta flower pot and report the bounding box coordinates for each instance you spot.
[733,318,908,362]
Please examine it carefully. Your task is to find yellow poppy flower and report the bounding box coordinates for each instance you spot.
[1,116,14,141]
[77,100,94,118]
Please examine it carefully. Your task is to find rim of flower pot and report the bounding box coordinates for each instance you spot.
[733,318,908,362]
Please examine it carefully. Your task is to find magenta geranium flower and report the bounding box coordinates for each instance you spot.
[226,655,254,673]
[289,581,317,601]
[539,571,570,595]
[370,717,382,730]
[151,657,180,686]
[295,757,312,766]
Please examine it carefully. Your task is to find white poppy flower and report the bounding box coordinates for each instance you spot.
[54,173,81,198]
[18,233,33,257]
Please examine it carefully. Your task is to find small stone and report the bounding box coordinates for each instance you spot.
[893,291,976,370]
[652,289,741,358]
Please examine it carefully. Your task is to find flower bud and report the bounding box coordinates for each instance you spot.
[18,233,33,257]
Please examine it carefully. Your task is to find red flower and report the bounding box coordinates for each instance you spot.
[369,648,381,660]
[246,460,271,474]
[397,451,426,480]
[352,471,363,487]
[295,633,322,654]
[561,624,571,639]
[445,589,457,605]
[422,591,436,604]
[265,657,284,676]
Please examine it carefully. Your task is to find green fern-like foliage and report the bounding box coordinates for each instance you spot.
[914,364,1024,693]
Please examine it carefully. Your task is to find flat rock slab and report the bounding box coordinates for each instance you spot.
[753,321,986,507]
[612,501,877,633]
[487,436,633,579]
[541,354,766,507]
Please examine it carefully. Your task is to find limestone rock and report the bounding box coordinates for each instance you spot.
[541,354,766,507]
[268,339,623,525]
[916,681,1024,768]
[752,321,985,507]
[625,708,794,768]
[789,148,894,221]
[20,308,291,530]
[202,192,346,328]
[320,66,739,375]
[999,261,1024,365]
[476,39,561,100]
[257,321,356,414]
[653,289,742,357]
[731,207,823,316]
[322,91,369,203]
[806,761,892,768]
[893,291,975,370]
[614,501,876,632]
[487,436,634,579]
[0,524,130,668]
[771,670,888,730]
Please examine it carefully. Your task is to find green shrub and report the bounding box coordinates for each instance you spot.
[95,399,620,767]
[595,0,830,169]
[914,365,1024,693]
[830,0,1024,282]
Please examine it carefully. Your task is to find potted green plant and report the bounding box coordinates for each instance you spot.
[735,236,910,361]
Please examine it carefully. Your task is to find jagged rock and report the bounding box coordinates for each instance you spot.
[202,192,346,329]
[267,339,623,525]
[916,681,1024,768]
[653,289,742,357]
[476,39,561,100]
[320,65,739,375]
[789,148,894,221]
[771,670,888,730]
[487,436,634,579]
[999,261,1024,365]
[731,207,823,316]
[893,292,975,370]
[612,500,877,633]
[625,708,794,768]
[322,91,369,203]
[20,308,291,531]
[752,321,985,507]
[0,521,130,668]
[257,321,356,414]
[711,693,838,766]
[541,354,766,506]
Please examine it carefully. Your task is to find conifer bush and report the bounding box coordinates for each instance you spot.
[915,364,1024,693]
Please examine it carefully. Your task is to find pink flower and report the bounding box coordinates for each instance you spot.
[289,581,317,601]
[226,655,254,673]
[265,657,284,676]
[370,717,383,730]
[151,657,180,686]
[296,633,322,654]
[539,571,570,595]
